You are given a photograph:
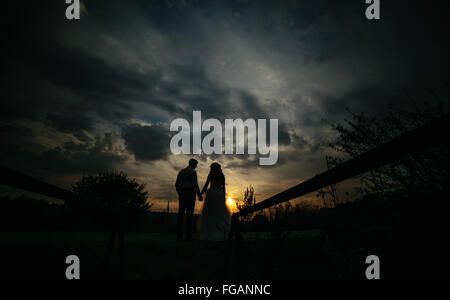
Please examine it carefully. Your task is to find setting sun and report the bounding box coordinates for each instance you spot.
[226,197,234,207]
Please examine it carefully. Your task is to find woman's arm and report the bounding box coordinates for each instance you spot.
[201,175,210,194]
[222,176,226,194]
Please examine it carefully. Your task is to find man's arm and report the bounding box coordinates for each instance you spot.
[175,171,182,193]
[201,174,210,195]
[192,171,202,201]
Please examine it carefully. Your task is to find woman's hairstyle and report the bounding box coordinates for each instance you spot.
[210,162,221,173]
[209,162,224,181]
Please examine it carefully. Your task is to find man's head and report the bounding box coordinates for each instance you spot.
[188,158,198,169]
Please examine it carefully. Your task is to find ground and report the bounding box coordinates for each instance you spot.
[0,231,343,280]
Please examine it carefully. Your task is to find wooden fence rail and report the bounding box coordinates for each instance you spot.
[234,114,449,219]
[226,114,448,279]
[0,166,74,201]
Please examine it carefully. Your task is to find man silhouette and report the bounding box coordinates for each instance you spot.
[175,158,202,240]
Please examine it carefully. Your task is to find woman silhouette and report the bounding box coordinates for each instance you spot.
[198,163,231,241]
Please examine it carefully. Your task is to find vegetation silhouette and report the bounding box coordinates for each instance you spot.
[70,170,153,276]
[236,185,256,222]
[0,103,447,279]
[322,102,449,279]
[327,101,448,197]
[228,103,448,279]
[70,171,152,230]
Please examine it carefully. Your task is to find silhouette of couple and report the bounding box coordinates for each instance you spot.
[175,159,231,241]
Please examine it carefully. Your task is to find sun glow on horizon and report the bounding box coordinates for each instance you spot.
[226,197,235,211]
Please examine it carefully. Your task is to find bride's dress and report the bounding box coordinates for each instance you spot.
[198,176,231,241]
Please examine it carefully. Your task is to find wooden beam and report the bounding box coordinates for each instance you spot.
[235,115,449,217]
[0,166,74,201]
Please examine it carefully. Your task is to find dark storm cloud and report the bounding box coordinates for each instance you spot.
[0,133,127,183]
[121,124,171,161]
[45,112,94,134]
[21,42,161,125]
[0,124,34,138]
[36,45,155,97]
[155,64,233,119]
[5,0,446,128]
[314,87,403,124]
[1,0,448,206]
[39,145,126,174]
[5,26,278,136]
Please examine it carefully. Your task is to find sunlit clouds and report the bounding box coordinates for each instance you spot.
[1,1,448,212]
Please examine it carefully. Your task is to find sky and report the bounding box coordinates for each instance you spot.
[1,0,448,212]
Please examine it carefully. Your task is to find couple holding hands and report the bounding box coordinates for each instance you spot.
[175,159,231,241]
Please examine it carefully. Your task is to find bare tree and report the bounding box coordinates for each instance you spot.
[236,185,257,221]
[327,101,448,197]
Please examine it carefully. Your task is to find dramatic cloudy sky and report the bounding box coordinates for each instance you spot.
[1,0,448,212]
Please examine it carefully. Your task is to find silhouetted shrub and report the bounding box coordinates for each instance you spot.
[70,171,153,231]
